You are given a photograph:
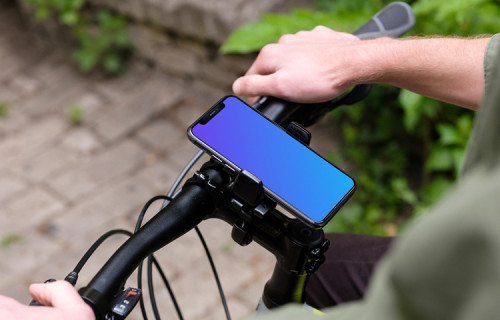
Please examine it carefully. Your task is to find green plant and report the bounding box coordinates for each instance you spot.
[220,3,378,54]
[68,103,84,124]
[0,102,8,119]
[221,0,497,235]
[1,233,24,248]
[26,0,132,74]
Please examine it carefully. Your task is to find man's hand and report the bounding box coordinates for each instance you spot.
[233,26,490,109]
[233,27,362,104]
[0,281,95,320]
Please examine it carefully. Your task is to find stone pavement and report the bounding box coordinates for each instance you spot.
[0,3,339,319]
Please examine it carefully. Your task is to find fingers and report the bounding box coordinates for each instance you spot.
[278,26,358,44]
[29,281,94,319]
[233,74,279,99]
[30,281,79,308]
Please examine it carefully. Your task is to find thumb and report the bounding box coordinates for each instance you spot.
[29,281,83,308]
[233,74,280,99]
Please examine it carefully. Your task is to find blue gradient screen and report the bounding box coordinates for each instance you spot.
[190,96,355,225]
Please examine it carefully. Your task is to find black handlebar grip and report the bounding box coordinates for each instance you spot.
[353,2,415,39]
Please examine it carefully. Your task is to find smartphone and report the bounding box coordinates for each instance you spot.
[187,96,356,227]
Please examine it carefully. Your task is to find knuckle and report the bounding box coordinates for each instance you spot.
[313,25,329,32]
[272,74,289,97]
[259,43,278,58]
[278,34,293,44]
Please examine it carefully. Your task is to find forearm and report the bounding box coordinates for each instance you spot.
[353,37,491,110]
[233,28,491,109]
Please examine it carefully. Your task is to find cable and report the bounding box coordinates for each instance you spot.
[147,256,161,320]
[72,229,132,274]
[195,226,232,320]
[135,149,231,320]
[162,150,205,208]
[163,149,231,320]
[135,195,171,232]
[134,195,180,320]
[151,256,184,319]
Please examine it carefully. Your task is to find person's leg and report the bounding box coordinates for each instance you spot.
[305,233,393,309]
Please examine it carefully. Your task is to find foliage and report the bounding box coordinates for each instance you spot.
[221,0,499,235]
[220,2,380,54]
[68,103,84,125]
[1,233,24,248]
[26,0,132,74]
[0,102,8,119]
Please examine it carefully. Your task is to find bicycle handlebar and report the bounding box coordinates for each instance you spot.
[77,3,415,318]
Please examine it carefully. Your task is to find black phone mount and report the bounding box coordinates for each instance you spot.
[220,121,314,247]
[192,152,329,309]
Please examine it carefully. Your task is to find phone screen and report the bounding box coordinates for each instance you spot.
[188,96,355,226]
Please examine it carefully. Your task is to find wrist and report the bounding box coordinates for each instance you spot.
[350,37,402,86]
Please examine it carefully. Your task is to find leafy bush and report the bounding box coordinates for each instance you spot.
[26,0,132,74]
[221,0,500,235]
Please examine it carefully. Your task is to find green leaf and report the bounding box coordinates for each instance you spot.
[68,103,84,124]
[437,123,462,146]
[102,53,122,74]
[398,89,424,131]
[457,114,473,136]
[220,21,281,54]
[59,11,79,26]
[1,233,23,248]
[451,147,466,176]
[426,147,454,171]
[34,7,50,20]
[420,176,454,207]
[69,0,85,11]
[0,102,8,119]
[114,31,132,48]
[391,177,418,206]
[71,48,98,72]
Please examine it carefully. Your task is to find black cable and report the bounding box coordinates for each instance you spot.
[136,149,230,320]
[148,256,161,320]
[195,226,231,320]
[137,261,149,320]
[135,195,171,232]
[165,150,231,320]
[134,195,171,320]
[151,255,184,319]
[163,150,205,208]
[72,229,132,274]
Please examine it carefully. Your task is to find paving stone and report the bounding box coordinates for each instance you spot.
[164,141,208,170]
[0,186,65,230]
[0,116,68,168]
[0,106,31,136]
[0,228,68,280]
[11,146,79,183]
[60,126,104,156]
[135,119,184,152]
[47,140,148,201]
[130,160,183,195]
[91,75,184,142]
[0,172,27,205]
[93,60,158,103]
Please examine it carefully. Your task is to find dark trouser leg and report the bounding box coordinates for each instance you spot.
[305,233,393,309]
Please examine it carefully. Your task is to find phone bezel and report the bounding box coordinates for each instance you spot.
[187,95,356,228]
